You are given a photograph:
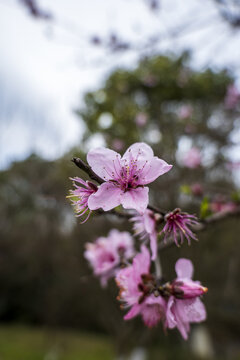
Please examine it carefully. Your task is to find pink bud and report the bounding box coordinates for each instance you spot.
[172,280,208,299]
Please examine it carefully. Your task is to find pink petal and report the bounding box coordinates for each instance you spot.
[88,182,122,211]
[175,258,193,279]
[122,142,153,163]
[183,298,207,323]
[124,304,142,320]
[173,300,190,340]
[87,147,121,181]
[133,245,151,276]
[121,187,149,214]
[143,210,155,234]
[139,157,172,185]
[165,296,177,329]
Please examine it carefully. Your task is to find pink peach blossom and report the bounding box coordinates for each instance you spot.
[85,229,134,287]
[131,210,160,260]
[87,142,172,214]
[116,245,166,327]
[67,177,98,223]
[178,105,193,120]
[161,208,199,246]
[165,259,207,340]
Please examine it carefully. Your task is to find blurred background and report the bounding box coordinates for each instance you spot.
[0,0,240,359]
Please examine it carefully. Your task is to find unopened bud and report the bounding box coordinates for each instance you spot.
[172,280,208,300]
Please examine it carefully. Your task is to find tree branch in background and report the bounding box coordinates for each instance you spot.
[19,0,52,19]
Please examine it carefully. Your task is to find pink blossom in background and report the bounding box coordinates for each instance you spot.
[226,161,240,171]
[87,142,172,214]
[142,74,157,87]
[135,112,148,127]
[112,139,125,151]
[224,84,240,110]
[67,177,98,223]
[161,208,199,246]
[183,147,201,169]
[191,183,203,197]
[84,229,134,287]
[165,258,207,340]
[178,105,193,120]
[131,209,160,260]
[210,200,237,214]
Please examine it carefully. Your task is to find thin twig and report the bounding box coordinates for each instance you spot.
[72,157,104,184]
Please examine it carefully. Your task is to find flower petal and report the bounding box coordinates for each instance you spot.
[183,298,207,323]
[122,142,154,162]
[121,187,149,214]
[139,157,172,185]
[87,147,121,181]
[124,303,142,320]
[88,182,122,211]
[175,258,194,279]
[165,296,177,329]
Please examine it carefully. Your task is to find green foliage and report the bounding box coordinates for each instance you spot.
[0,326,114,360]
[200,197,212,219]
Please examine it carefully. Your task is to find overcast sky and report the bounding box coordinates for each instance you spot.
[0,0,240,169]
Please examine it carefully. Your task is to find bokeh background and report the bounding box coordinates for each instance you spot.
[0,1,240,359]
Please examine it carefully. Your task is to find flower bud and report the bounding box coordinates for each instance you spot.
[171,280,208,299]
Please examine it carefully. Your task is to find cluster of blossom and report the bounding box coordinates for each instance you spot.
[68,142,208,340]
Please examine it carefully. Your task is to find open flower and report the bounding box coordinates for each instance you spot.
[84,229,134,287]
[131,210,161,260]
[87,142,172,214]
[67,177,98,223]
[116,245,166,327]
[165,258,207,340]
[161,208,199,246]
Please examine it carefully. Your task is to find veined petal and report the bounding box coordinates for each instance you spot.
[183,298,207,323]
[87,147,122,181]
[139,157,172,185]
[88,182,122,211]
[122,142,154,163]
[175,258,193,279]
[121,187,149,214]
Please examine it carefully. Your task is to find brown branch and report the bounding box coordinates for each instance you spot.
[72,157,104,184]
